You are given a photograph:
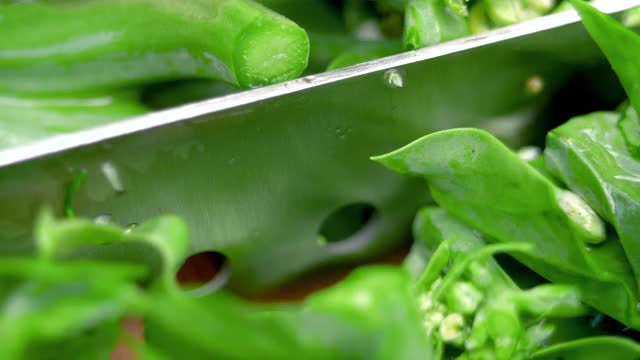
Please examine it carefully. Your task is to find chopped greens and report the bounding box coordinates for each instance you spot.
[3,1,640,359]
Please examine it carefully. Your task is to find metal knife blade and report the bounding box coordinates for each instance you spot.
[0,0,638,293]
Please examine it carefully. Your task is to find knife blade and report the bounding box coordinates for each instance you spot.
[0,0,637,293]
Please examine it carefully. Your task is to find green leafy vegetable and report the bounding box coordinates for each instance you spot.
[532,336,640,359]
[545,112,640,292]
[0,257,146,359]
[484,0,554,26]
[570,0,640,115]
[0,92,147,149]
[568,0,640,159]
[2,210,440,359]
[0,0,310,92]
[0,210,189,359]
[408,207,592,359]
[373,128,640,328]
[619,105,640,159]
[403,0,470,49]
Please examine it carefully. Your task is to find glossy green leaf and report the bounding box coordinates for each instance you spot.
[0,92,147,150]
[532,336,640,359]
[571,0,640,115]
[373,128,606,270]
[302,266,436,359]
[619,104,640,159]
[403,0,470,49]
[147,266,436,360]
[144,291,315,360]
[0,258,145,359]
[23,319,121,360]
[374,128,640,328]
[545,112,640,290]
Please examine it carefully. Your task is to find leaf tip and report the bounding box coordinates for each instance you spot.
[370,151,411,174]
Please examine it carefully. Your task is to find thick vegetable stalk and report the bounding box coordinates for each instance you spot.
[0,0,310,93]
[373,128,640,328]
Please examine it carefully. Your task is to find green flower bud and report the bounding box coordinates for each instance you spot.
[423,311,444,335]
[418,292,434,312]
[440,313,465,343]
[556,190,605,244]
[447,281,483,315]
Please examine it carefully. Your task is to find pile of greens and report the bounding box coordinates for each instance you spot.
[0,0,574,149]
[3,0,640,359]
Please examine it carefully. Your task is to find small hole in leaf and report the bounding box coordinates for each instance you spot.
[176,251,230,296]
[318,202,377,245]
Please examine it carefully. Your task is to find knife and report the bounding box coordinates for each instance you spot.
[0,0,638,294]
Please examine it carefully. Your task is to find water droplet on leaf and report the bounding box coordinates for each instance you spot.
[124,223,138,233]
[94,214,112,224]
[101,161,125,194]
[384,68,404,88]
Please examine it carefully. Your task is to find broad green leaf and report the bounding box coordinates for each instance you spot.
[532,336,640,359]
[374,128,640,328]
[23,319,121,360]
[545,112,640,290]
[302,266,436,360]
[373,128,605,272]
[571,0,640,115]
[619,105,640,159]
[146,266,436,360]
[144,291,311,360]
[0,259,144,359]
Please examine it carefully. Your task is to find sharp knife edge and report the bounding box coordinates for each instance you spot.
[0,0,638,168]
